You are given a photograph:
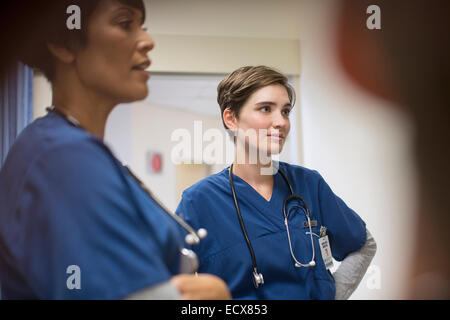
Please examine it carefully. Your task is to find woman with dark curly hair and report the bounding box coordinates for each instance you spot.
[0,0,230,300]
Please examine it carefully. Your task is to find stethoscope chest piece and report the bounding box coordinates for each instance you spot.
[295,260,315,268]
[179,248,200,274]
[253,270,264,288]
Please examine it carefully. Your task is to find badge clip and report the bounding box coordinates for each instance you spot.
[319,226,327,237]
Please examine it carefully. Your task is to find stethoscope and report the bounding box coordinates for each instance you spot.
[229,164,316,289]
[46,106,207,274]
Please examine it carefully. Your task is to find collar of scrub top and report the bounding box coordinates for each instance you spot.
[46,106,207,273]
[228,163,316,289]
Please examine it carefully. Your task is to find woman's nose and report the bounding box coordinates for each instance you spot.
[272,111,288,128]
[138,32,155,54]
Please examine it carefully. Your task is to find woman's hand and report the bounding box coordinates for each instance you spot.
[170,273,232,300]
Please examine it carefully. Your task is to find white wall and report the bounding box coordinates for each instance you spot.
[104,0,303,212]
[106,101,223,212]
[33,73,52,119]
[105,83,295,212]
[145,0,302,38]
[143,0,418,298]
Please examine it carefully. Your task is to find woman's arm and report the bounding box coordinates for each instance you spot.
[125,274,232,300]
[333,228,377,300]
[124,281,181,300]
[171,274,232,300]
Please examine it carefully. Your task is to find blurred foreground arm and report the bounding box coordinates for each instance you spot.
[125,274,231,300]
[171,274,232,300]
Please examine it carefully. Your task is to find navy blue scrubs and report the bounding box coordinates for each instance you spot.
[0,112,183,299]
[176,162,366,299]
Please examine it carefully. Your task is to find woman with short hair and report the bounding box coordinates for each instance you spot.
[176,65,377,300]
[0,0,230,300]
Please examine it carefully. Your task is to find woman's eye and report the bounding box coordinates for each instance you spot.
[260,106,270,113]
[282,109,291,116]
[119,20,133,29]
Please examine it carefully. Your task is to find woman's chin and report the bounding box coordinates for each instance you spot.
[135,89,149,101]
[267,142,284,155]
[119,87,149,103]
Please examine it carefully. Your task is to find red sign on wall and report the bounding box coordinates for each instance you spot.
[147,152,163,174]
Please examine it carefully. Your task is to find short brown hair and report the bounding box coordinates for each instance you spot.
[217,66,296,130]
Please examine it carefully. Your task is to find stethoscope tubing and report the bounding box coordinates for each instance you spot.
[229,164,316,288]
[229,164,260,281]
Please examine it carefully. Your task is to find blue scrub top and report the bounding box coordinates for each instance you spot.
[176,162,366,300]
[0,112,183,299]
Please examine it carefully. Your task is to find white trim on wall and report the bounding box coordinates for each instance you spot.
[150,34,301,76]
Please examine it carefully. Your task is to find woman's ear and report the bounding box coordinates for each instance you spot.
[223,108,238,133]
[47,42,75,64]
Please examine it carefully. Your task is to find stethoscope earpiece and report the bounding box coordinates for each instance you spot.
[185,228,208,245]
[197,228,208,239]
[185,234,198,245]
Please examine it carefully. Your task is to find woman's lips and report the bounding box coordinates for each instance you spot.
[132,60,151,70]
[268,134,284,142]
[132,60,151,79]
[133,69,150,80]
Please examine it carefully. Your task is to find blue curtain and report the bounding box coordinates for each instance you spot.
[0,62,33,299]
[0,62,34,168]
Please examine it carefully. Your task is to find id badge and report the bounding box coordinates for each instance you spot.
[319,236,334,270]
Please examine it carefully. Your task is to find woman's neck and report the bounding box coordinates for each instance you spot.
[232,162,274,185]
[232,160,275,202]
[232,141,275,186]
[52,80,115,140]
[53,102,111,139]
[232,139,275,185]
